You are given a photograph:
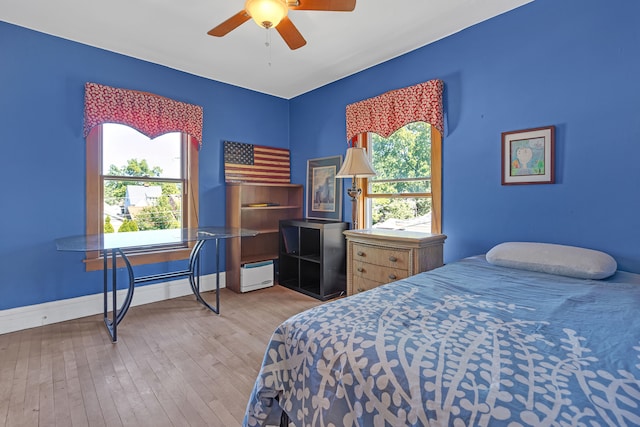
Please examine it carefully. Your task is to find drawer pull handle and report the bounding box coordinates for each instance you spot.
[357,251,365,257]
[388,274,397,280]
[357,267,364,273]
[389,256,398,262]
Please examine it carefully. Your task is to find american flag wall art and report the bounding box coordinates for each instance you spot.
[223,141,290,184]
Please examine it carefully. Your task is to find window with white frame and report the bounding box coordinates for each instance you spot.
[85,124,199,271]
[102,124,184,233]
[82,82,202,270]
[363,122,441,233]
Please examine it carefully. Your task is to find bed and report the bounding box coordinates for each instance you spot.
[244,244,640,426]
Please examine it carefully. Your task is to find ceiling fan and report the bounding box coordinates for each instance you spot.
[207,0,356,50]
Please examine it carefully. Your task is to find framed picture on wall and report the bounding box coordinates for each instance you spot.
[502,126,555,185]
[306,156,343,221]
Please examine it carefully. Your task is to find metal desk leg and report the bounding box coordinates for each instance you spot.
[103,248,135,343]
[187,240,219,314]
[216,238,220,314]
[101,238,221,341]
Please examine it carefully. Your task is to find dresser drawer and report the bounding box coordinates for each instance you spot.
[351,276,385,294]
[352,260,408,284]
[352,244,410,270]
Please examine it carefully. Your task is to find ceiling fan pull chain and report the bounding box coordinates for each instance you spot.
[266,29,273,67]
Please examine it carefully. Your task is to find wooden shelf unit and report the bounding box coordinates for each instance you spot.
[226,183,303,293]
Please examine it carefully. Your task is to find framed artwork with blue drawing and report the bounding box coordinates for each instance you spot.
[502,126,555,185]
[306,156,342,221]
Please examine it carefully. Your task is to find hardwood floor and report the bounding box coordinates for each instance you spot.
[0,285,323,427]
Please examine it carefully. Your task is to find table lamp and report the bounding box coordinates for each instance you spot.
[336,147,376,229]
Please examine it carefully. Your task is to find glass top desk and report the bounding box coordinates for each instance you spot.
[56,227,257,342]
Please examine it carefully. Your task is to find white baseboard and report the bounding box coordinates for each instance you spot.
[0,272,225,335]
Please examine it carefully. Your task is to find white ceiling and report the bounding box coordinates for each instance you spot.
[1,0,532,99]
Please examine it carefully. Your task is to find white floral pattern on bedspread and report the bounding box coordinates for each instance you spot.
[244,257,640,426]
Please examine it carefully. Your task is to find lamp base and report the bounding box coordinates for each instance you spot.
[346,183,362,229]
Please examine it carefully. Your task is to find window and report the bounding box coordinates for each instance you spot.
[103,124,183,232]
[362,122,441,233]
[85,124,199,271]
[344,79,444,233]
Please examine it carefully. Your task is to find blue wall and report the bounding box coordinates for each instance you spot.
[0,22,289,310]
[289,0,640,272]
[2,0,640,312]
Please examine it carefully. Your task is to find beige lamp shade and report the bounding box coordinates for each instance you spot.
[336,147,376,178]
[245,0,288,29]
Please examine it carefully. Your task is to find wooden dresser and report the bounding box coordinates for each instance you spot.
[343,229,447,295]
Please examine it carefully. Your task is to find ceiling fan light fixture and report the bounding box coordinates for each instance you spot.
[245,0,288,29]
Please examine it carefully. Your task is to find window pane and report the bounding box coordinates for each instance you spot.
[102,124,181,179]
[369,179,431,195]
[103,180,182,233]
[364,122,435,232]
[101,123,183,233]
[370,197,432,232]
[369,122,431,184]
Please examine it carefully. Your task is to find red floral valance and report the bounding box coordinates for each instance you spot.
[83,82,203,146]
[346,79,444,141]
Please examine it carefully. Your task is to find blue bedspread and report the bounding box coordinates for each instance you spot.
[244,256,640,426]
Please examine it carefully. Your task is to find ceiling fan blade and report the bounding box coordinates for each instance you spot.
[207,10,251,37]
[289,0,356,12]
[276,17,307,50]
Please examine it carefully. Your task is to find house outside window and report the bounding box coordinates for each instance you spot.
[363,122,441,233]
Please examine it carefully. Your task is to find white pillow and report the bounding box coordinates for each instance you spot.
[486,242,617,279]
